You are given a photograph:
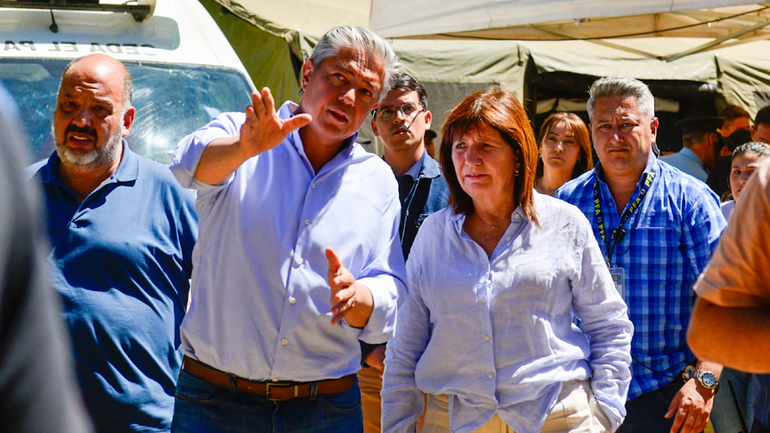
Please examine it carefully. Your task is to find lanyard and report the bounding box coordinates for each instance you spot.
[593,163,657,264]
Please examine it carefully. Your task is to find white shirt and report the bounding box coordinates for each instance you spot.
[169,102,406,382]
[721,199,735,221]
[382,193,633,433]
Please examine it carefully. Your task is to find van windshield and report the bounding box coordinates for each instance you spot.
[0,59,253,164]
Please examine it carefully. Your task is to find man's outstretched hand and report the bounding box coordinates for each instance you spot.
[326,248,373,327]
[239,88,312,159]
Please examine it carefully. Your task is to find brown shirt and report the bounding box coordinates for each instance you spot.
[694,159,770,308]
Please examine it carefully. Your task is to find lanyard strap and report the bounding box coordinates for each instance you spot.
[593,163,657,263]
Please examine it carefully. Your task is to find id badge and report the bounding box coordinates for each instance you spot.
[609,266,626,299]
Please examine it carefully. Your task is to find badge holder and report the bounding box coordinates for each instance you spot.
[609,266,625,299]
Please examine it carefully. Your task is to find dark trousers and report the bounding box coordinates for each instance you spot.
[617,378,704,433]
[171,370,363,433]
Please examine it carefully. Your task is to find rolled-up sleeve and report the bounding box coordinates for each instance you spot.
[382,253,431,433]
[571,217,634,432]
[353,184,406,344]
[682,188,726,279]
[169,112,245,191]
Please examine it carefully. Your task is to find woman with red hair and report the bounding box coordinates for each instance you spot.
[382,87,632,433]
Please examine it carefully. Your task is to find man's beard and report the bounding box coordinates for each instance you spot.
[53,124,122,173]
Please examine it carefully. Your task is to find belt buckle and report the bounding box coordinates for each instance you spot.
[265,382,297,401]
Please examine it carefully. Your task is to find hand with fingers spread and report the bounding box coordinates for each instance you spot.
[326,248,373,328]
[239,87,312,159]
[665,379,715,433]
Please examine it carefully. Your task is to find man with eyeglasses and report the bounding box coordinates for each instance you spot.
[360,73,449,433]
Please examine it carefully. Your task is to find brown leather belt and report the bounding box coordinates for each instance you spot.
[182,357,356,401]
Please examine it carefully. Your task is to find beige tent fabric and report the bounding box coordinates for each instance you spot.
[370,1,765,40]
[717,56,770,116]
[211,0,369,40]
[203,0,770,128]
[523,40,717,83]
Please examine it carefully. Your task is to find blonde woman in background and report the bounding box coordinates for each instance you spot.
[535,112,594,196]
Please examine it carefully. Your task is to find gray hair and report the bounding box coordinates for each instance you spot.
[587,76,654,121]
[306,26,400,101]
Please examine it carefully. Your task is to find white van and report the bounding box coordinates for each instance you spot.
[0,0,255,164]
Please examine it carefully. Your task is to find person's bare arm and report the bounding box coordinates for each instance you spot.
[194,88,311,185]
[689,296,770,373]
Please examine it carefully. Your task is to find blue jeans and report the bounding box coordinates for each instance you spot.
[171,370,363,433]
[617,378,703,433]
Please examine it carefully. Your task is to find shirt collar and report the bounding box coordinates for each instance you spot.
[678,147,705,169]
[449,200,531,235]
[39,139,138,187]
[593,152,657,186]
[281,101,357,160]
[418,151,442,179]
[402,152,424,180]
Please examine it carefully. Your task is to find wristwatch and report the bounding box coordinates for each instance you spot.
[682,365,720,392]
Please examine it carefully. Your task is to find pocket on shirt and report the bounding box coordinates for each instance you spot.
[631,227,687,285]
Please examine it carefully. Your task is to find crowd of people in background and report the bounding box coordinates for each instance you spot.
[5,23,770,433]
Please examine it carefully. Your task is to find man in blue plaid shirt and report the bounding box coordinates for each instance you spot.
[557,76,727,433]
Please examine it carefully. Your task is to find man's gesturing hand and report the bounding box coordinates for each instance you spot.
[326,248,373,327]
[239,88,312,159]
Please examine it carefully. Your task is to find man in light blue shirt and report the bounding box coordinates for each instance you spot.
[169,26,406,433]
[661,116,724,183]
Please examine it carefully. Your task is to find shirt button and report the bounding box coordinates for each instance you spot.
[505,236,512,242]
[311,183,317,189]
[296,257,304,266]
[282,338,289,346]
[485,335,490,341]
[304,219,310,226]
[514,214,521,220]
[481,298,486,304]
[488,373,494,379]
[289,297,296,305]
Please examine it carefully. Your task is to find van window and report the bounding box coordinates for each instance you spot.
[0,59,253,164]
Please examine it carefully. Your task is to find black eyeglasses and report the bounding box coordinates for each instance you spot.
[373,102,424,121]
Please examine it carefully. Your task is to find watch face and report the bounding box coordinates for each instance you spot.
[700,372,717,388]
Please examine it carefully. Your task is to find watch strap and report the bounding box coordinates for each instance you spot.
[682,366,720,392]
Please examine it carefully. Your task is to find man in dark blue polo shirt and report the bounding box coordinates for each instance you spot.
[29,54,197,433]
